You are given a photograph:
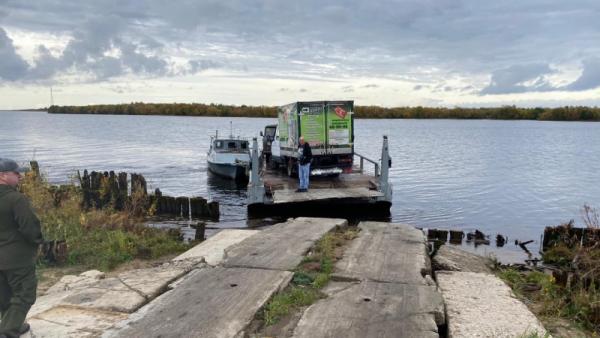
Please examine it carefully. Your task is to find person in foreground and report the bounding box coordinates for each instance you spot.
[0,159,43,338]
[296,136,312,192]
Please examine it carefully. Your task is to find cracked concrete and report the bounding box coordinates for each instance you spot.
[293,222,445,338]
[433,246,549,337]
[24,228,257,337]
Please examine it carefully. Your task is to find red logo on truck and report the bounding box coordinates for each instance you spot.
[334,106,347,119]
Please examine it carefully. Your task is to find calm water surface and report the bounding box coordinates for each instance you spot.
[2,111,599,262]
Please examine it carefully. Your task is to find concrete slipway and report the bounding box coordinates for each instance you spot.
[21,219,548,337]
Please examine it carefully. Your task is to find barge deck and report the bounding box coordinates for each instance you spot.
[247,136,393,217]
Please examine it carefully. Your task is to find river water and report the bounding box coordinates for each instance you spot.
[2,111,599,262]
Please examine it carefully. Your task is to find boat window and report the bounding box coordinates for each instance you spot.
[228,142,237,149]
[215,141,223,148]
[241,142,248,149]
[266,127,276,137]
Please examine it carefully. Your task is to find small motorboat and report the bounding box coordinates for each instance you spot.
[207,131,250,181]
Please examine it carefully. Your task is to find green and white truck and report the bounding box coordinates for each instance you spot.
[267,100,354,176]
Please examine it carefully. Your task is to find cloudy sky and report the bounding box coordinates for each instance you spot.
[1,0,599,109]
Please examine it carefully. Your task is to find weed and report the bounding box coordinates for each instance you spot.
[19,172,190,271]
[260,227,357,327]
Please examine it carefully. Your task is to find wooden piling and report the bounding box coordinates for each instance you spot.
[449,230,464,244]
[208,201,220,219]
[192,222,206,241]
[29,161,40,178]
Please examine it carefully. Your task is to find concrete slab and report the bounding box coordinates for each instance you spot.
[24,318,96,338]
[24,306,128,337]
[273,187,383,204]
[437,271,548,337]
[60,286,146,313]
[433,244,493,274]
[224,217,345,271]
[109,267,293,338]
[173,229,260,265]
[293,280,444,338]
[29,261,203,321]
[45,270,105,295]
[334,222,432,285]
[118,260,198,299]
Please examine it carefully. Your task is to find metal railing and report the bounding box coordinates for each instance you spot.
[354,152,380,176]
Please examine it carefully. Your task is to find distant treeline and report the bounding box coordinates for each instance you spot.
[48,103,600,121]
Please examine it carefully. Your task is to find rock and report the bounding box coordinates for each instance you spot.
[432,245,493,274]
[45,270,106,295]
[437,271,548,337]
[173,229,260,266]
[117,262,193,299]
[24,306,127,338]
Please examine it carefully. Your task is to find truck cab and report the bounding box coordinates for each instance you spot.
[261,124,277,164]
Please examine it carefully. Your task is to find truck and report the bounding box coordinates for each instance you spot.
[266,101,354,176]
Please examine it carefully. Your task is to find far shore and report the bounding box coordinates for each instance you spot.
[5,103,600,121]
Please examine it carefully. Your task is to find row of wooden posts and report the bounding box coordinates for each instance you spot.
[427,229,499,246]
[542,221,600,251]
[78,169,219,219]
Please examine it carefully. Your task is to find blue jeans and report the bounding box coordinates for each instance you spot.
[298,163,310,190]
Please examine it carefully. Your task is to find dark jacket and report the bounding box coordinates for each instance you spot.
[299,142,312,165]
[0,185,43,269]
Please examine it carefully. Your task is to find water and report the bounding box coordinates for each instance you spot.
[2,111,600,261]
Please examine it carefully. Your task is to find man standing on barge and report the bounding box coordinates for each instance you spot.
[296,136,312,192]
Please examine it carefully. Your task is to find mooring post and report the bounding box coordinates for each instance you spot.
[378,135,393,201]
[247,137,265,205]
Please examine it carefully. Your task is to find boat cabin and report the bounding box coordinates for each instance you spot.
[212,139,249,153]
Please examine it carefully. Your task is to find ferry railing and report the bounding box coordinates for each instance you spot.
[354,152,380,177]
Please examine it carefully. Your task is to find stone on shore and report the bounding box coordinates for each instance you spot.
[173,229,259,265]
[437,271,548,337]
[433,244,493,274]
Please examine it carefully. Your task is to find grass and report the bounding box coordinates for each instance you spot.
[497,266,599,336]
[20,172,191,271]
[259,227,358,327]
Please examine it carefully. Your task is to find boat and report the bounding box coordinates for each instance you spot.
[207,129,251,181]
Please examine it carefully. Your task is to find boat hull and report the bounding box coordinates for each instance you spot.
[207,161,248,181]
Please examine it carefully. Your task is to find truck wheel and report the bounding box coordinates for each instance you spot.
[287,158,296,177]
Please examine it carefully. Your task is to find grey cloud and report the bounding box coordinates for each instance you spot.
[187,59,221,74]
[299,88,308,92]
[0,28,29,81]
[342,85,354,92]
[1,0,600,96]
[362,84,379,88]
[413,85,424,91]
[480,64,555,95]
[564,58,600,91]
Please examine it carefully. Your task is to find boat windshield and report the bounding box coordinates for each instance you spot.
[214,139,248,152]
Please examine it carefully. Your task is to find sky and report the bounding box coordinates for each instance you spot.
[1,0,600,109]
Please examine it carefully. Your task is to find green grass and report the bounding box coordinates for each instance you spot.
[497,266,600,335]
[20,173,191,271]
[260,228,358,326]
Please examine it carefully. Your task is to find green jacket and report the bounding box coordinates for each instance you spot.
[0,185,43,269]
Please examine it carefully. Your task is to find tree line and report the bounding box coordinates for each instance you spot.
[47,103,600,121]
